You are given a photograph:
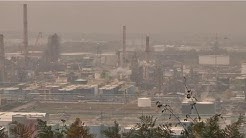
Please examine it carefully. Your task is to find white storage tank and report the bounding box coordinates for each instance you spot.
[138,97,151,107]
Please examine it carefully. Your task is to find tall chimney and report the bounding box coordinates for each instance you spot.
[122,26,126,67]
[23,4,28,63]
[145,35,150,63]
[0,34,5,82]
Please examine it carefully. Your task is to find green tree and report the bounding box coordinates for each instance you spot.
[222,115,245,138]
[123,115,173,138]
[182,115,223,138]
[102,120,121,138]
[37,119,54,138]
[182,114,245,138]
[66,118,94,138]
[0,127,8,138]
[36,119,68,138]
[200,114,224,138]
[157,98,245,138]
[9,121,36,138]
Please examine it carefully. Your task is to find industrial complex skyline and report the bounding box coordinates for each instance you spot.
[0,1,245,137]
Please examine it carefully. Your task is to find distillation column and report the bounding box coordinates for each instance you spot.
[122,26,126,67]
[0,34,5,83]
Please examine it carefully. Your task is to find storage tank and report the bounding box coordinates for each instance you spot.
[138,97,151,107]
[93,85,99,95]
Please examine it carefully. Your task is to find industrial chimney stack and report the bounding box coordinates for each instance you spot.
[0,34,5,82]
[23,4,28,63]
[122,26,126,67]
[145,35,150,63]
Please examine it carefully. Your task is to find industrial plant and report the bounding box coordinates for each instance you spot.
[0,2,245,137]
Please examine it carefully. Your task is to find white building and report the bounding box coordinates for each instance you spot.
[199,55,229,65]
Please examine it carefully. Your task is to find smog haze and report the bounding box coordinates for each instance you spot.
[0,1,246,37]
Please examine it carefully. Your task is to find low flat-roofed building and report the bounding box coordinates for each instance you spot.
[0,112,47,126]
[182,101,216,115]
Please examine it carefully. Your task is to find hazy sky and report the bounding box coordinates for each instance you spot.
[0,1,246,36]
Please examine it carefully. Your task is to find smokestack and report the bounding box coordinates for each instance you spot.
[23,4,28,62]
[117,50,120,67]
[145,35,150,63]
[122,26,126,67]
[0,34,5,82]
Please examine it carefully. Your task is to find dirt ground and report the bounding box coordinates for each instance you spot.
[21,101,158,126]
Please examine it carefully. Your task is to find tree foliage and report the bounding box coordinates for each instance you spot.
[36,119,66,138]
[123,115,173,138]
[222,115,245,138]
[102,120,121,138]
[6,118,95,138]
[182,114,245,138]
[66,118,94,138]
[0,127,8,138]
[157,100,245,138]
[9,121,36,138]
[37,119,55,138]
